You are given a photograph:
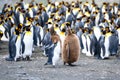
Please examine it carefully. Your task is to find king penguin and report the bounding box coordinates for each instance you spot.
[102,28,111,59]
[93,26,102,59]
[22,23,33,60]
[5,27,21,61]
[14,27,22,61]
[109,31,119,56]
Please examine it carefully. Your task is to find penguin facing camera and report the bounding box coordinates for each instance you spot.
[21,24,33,61]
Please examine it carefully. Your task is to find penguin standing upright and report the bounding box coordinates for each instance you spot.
[22,23,33,60]
[43,28,54,65]
[33,23,44,47]
[109,31,119,56]
[81,28,87,54]
[93,26,102,59]
[5,27,21,61]
[117,26,120,45]
[86,29,93,56]
[103,27,111,59]
[76,27,83,50]
[62,26,80,66]
[50,27,62,67]
[14,27,22,61]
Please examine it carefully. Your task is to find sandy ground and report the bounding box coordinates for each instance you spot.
[0,41,120,80]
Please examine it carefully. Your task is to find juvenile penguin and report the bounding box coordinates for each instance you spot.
[43,28,54,65]
[62,26,80,66]
[50,27,62,67]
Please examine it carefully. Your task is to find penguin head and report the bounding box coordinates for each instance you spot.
[47,18,53,29]
[65,22,73,35]
[113,2,118,6]
[101,29,106,35]
[18,23,23,29]
[88,28,93,34]
[105,27,110,33]
[83,27,89,33]
[71,1,75,8]
[25,25,31,31]
[15,27,20,35]
[49,26,56,35]
[0,30,3,39]
[25,22,31,31]
[36,22,40,27]
[50,13,55,18]
[54,23,59,28]
[66,26,72,35]
[60,23,66,32]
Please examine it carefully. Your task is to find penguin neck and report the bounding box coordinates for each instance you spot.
[26,31,31,35]
[105,32,112,38]
[60,32,65,36]
[54,27,59,31]
[17,35,21,40]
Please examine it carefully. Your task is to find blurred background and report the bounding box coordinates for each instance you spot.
[0,0,120,11]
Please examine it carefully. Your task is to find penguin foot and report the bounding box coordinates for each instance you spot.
[26,56,32,61]
[22,56,32,61]
[103,57,110,60]
[63,62,66,65]
[44,62,52,65]
[15,57,22,62]
[68,63,76,66]
[5,57,14,61]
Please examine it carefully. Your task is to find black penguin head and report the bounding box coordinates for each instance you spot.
[65,22,71,27]
[36,23,40,26]
[26,25,31,31]
[15,27,20,35]
[0,30,3,39]
[102,30,106,35]
[105,27,110,33]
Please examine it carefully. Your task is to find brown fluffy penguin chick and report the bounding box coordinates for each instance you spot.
[62,27,80,66]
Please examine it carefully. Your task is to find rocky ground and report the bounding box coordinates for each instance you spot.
[0,41,120,80]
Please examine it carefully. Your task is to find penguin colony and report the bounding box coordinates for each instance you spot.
[0,0,120,66]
